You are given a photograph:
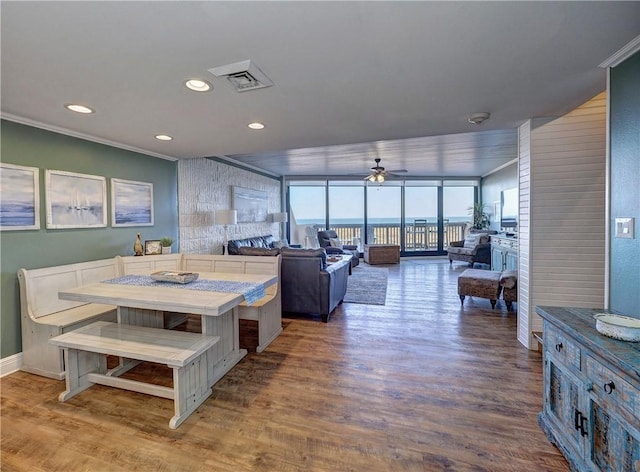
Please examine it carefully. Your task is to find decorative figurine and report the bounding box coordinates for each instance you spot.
[134,233,143,256]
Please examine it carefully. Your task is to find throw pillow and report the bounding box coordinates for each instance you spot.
[329,237,343,249]
[463,234,481,249]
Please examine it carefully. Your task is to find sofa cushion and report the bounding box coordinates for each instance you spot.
[447,246,474,256]
[238,247,280,257]
[280,247,327,269]
[272,240,289,249]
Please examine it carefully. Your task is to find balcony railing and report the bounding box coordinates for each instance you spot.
[327,222,468,251]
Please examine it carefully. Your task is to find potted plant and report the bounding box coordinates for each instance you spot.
[468,203,490,231]
[160,237,174,254]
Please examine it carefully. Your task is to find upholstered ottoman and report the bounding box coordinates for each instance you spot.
[500,270,518,311]
[457,269,502,309]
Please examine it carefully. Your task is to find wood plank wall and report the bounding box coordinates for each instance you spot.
[519,93,607,348]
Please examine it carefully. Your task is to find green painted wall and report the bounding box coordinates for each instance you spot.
[0,120,178,357]
[609,52,640,316]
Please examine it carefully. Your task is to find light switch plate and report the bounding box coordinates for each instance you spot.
[615,217,635,239]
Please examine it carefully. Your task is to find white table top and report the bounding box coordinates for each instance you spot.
[59,271,278,317]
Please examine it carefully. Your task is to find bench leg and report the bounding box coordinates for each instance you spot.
[169,351,212,429]
[506,301,513,311]
[490,299,497,309]
[459,295,465,305]
[59,348,105,402]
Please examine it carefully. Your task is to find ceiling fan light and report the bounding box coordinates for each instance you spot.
[376,174,385,183]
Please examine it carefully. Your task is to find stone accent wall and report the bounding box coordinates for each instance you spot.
[178,158,282,254]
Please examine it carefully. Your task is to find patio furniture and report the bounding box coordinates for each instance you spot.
[447,231,491,267]
[317,230,360,268]
[457,268,502,309]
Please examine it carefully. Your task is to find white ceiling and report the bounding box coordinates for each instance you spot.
[2,2,639,178]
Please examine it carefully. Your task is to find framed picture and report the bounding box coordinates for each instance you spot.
[0,163,41,231]
[493,201,500,222]
[45,170,107,229]
[111,178,154,227]
[144,239,162,255]
[232,186,268,223]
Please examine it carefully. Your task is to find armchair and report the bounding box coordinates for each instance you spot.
[317,230,360,268]
[447,232,491,267]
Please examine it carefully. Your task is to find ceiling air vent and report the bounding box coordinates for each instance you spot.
[208,60,273,92]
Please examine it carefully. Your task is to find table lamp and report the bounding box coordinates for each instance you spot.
[272,212,288,241]
[215,209,237,255]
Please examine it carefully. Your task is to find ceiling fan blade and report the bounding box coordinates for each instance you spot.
[388,169,408,173]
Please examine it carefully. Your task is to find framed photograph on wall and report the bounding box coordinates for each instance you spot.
[111,178,154,227]
[45,169,107,229]
[144,239,162,255]
[0,163,41,231]
[232,186,268,223]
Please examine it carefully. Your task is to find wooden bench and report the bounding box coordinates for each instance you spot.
[182,254,282,352]
[17,259,119,379]
[50,321,219,429]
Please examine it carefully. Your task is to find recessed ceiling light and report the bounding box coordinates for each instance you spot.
[155,134,173,141]
[247,122,265,130]
[185,79,212,92]
[65,104,94,114]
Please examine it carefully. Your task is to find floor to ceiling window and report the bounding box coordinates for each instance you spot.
[288,182,326,247]
[443,182,476,245]
[366,183,401,245]
[287,179,478,253]
[328,181,365,251]
[405,181,439,251]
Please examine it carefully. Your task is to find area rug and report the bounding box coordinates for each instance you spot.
[343,265,388,305]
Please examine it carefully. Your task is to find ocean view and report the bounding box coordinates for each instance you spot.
[295,216,470,225]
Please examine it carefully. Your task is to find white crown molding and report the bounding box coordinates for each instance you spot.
[1,113,179,162]
[0,353,22,378]
[599,34,640,68]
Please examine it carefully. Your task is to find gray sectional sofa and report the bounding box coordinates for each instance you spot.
[228,236,351,322]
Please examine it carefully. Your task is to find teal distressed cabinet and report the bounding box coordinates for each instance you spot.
[490,235,517,271]
[536,306,640,471]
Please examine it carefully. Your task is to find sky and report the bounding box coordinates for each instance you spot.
[290,185,474,221]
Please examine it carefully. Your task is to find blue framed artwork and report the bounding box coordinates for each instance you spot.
[45,169,107,229]
[0,163,41,231]
[111,178,154,227]
[232,186,268,223]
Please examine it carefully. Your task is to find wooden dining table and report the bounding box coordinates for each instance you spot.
[59,271,278,387]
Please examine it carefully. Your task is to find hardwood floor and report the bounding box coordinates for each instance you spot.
[0,259,568,472]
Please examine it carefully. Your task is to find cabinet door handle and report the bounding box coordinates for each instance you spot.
[603,381,616,394]
[555,342,563,352]
[573,409,588,437]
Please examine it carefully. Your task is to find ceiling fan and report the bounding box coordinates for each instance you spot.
[364,158,408,183]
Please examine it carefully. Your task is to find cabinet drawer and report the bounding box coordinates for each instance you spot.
[545,324,581,372]
[586,356,640,420]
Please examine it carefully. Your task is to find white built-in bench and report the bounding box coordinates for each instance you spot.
[18,253,282,380]
[50,321,219,429]
[17,259,119,379]
[181,254,282,353]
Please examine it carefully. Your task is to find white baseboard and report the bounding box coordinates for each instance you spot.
[1,353,23,377]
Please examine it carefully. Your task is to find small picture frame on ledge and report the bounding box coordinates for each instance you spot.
[144,240,162,255]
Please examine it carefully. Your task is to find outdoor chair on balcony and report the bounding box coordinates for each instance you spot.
[447,231,491,268]
[317,230,360,268]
